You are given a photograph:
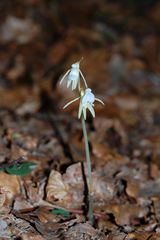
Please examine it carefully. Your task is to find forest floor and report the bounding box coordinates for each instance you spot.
[0,1,160,239]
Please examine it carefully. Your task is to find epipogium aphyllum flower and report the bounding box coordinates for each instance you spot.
[60,60,104,225]
[60,59,88,91]
[63,88,104,120]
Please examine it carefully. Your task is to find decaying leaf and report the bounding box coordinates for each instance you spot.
[21,233,45,240]
[65,222,106,240]
[0,172,20,213]
[125,177,140,199]
[46,163,84,208]
[128,232,158,240]
[46,169,69,204]
[99,203,149,226]
[0,1,160,238]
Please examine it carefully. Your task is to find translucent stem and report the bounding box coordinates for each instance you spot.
[81,116,94,225]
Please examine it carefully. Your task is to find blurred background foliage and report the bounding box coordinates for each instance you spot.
[0,0,159,111]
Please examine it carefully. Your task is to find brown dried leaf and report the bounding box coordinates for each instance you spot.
[126,178,139,199]
[128,232,156,240]
[46,170,69,204]
[54,163,84,208]
[13,195,34,211]
[65,222,106,240]
[22,179,45,205]
[34,219,76,240]
[98,218,118,232]
[92,171,116,203]
[21,233,45,240]
[47,162,116,208]
[64,163,115,206]
[106,233,127,240]
[101,203,149,226]
[150,163,160,179]
[0,172,20,212]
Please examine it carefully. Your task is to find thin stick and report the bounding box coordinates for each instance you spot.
[81,116,94,225]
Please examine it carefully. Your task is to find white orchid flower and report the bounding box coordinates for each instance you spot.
[63,88,104,120]
[60,60,87,91]
[78,88,104,119]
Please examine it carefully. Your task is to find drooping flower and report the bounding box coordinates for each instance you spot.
[59,60,87,91]
[63,88,104,120]
[78,88,104,120]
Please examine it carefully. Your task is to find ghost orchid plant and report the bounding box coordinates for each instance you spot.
[60,60,104,225]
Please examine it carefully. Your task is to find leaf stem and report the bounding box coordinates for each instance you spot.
[81,116,94,225]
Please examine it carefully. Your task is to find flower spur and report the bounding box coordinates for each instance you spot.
[59,59,87,91]
[63,88,104,120]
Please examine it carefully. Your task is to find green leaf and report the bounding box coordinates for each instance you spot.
[0,168,5,172]
[51,208,70,218]
[6,162,37,176]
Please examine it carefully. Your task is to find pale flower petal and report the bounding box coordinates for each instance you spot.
[87,104,95,118]
[78,88,103,119]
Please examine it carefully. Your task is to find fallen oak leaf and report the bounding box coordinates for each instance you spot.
[0,172,20,213]
[97,203,149,226]
[46,170,69,203]
[128,232,157,240]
